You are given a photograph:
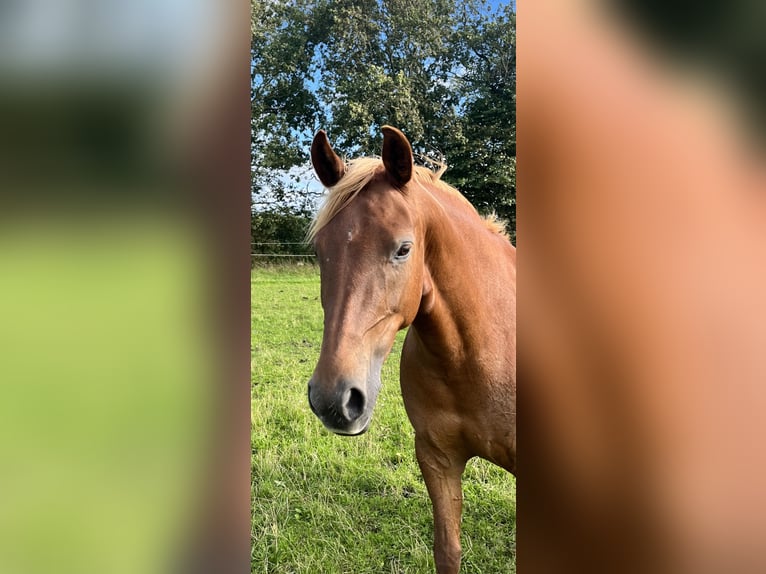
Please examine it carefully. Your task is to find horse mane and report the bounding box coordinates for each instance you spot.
[306,156,509,241]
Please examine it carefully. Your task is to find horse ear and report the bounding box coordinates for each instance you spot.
[311,130,345,188]
[381,125,413,187]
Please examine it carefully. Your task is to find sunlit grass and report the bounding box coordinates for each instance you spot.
[251,265,515,573]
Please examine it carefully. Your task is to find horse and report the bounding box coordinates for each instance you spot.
[306,125,516,573]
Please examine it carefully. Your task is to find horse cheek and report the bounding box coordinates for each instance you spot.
[420,268,435,314]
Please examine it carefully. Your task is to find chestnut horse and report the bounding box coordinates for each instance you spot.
[306,126,516,573]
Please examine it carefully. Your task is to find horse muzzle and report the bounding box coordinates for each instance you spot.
[307,378,374,436]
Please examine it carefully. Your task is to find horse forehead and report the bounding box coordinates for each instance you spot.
[320,191,410,241]
[351,184,413,224]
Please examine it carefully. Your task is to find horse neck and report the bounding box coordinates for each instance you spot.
[411,185,511,360]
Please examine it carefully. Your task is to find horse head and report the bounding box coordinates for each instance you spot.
[307,126,430,435]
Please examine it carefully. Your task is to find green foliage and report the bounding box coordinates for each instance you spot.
[251,267,516,572]
[251,0,322,201]
[251,211,313,260]
[252,0,516,243]
[443,6,516,241]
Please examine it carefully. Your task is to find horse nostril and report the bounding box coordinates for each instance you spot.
[307,383,318,414]
[343,387,365,421]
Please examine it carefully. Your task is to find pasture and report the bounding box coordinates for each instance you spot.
[251,265,516,573]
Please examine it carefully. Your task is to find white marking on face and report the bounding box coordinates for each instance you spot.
[346,230,353,243]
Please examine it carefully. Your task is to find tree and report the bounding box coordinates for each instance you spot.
[444,4,516,236]
[251,0,516,243]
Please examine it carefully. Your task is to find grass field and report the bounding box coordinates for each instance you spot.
[251,264,516,573]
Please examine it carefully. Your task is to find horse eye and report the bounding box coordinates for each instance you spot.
[395,243,412,259]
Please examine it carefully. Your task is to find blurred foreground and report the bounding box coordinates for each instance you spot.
[0,2,250,573]
[520,1,766,572]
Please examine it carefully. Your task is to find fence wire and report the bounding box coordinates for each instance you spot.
[251,241,316,260]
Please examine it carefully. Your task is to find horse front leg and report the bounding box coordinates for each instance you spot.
[415,435,467,574]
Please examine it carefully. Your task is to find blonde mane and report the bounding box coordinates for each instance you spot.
[306,157,508,242]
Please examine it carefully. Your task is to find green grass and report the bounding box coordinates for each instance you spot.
[252,264,516,573]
